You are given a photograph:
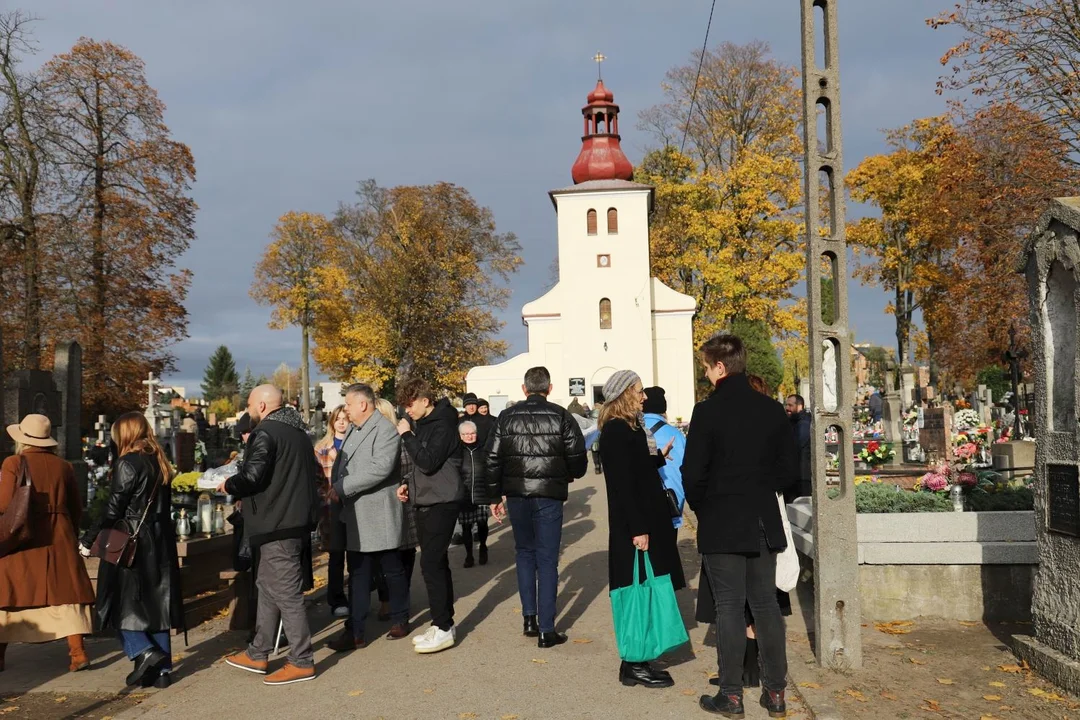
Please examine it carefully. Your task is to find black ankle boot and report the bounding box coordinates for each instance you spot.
[522,615,539,637]
[619,661,674,688]
[538,631,567,648]
[700,691,745,718]
[759,688,786,718]
[742,639,760,688]
[464,554,475,568]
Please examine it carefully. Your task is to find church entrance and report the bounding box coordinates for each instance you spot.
[590,366,617,406]
[592,386,605,406]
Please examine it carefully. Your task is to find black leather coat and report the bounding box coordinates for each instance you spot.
[485,394,588,501]
[83,452,183,633]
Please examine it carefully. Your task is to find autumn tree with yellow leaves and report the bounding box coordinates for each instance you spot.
[250,211,336,419]
[636,41,804,349]
[314,180,521,397]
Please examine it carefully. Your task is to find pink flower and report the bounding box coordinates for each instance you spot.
[922,472,949,492]
[958,471,978,487]
[955,443,978,460]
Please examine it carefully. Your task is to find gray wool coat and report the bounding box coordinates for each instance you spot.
[331,412,404,553]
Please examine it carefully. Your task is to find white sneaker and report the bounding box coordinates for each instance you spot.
[414,626,455,654]
[412,626,438,646]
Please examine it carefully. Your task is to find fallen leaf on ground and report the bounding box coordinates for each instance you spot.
[922,699,941,712]
[459,714,479,720]
[983,695,1003,701]
[846,689,868,702]
[959,621,981,627]
[0,709,19,715]
[874,621,914,635]
[531,659,547,664]
[981,666,991,671]
[502,715,519,720]
[1028,687,1066,701]
[54,697,67,703]
[572,639,592,644]
[937,678,955,685]
[423,689,434,694]
[980,716,997,720]
[348,690,364,697]
[681,689,695,696]
[512,608,521,614]
[989,681,1006,688]
[999,662,1028,673]
[909,658,927,665]
[798,682,821,689]
[707,672,718,679]
[880,691,898,700]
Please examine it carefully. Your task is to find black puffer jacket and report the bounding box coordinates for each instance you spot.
[402,398,465,507]
[485,394,588,501]
[225,406,320,547]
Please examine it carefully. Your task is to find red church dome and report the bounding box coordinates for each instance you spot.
[571,80,634,184]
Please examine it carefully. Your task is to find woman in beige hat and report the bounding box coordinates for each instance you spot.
[0,414,96,673]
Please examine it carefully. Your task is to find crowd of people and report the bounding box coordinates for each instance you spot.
[0,332,811,718]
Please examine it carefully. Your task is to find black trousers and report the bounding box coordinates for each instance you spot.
[375,548,417,605]
[415,503,459,631]
[703,530,788,695]
[327,517,348,608]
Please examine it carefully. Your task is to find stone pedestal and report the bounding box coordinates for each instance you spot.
[882,393,904,466]
[992,440,1036,480]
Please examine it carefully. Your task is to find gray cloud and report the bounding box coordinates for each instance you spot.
[26,1,963,391]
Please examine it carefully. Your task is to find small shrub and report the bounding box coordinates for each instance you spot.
[966,486,1034,512]
[854,483,953,513]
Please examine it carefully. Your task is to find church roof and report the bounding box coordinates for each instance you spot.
[548,179,654,208]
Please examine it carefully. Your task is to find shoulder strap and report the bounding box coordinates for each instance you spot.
[18,455,32,487]
[649,420,666,435]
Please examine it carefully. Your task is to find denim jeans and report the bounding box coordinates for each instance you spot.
[345,549,409,639]
[703,530,788,695]
[120,630,172,671]
[506,497,564,633]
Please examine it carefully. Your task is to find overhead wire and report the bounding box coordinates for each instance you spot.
[680,0,718,154]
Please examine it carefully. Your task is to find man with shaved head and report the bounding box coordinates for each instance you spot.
[222,384,321,685]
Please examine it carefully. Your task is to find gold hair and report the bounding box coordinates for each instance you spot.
[598,384,641,430]
[316,404,348,450]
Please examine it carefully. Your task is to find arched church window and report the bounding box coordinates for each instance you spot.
[587,209,597,236]
[599,298,612,329]
[607,208,618,234]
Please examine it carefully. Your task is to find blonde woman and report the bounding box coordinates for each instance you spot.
[598,371,684,690]
[80,411,182,689]
[0,414,96,674]
[315,405,350,616]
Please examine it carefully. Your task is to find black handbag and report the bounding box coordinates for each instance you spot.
[650,420,683,519]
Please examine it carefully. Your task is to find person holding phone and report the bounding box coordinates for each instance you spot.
[597,370,685,689]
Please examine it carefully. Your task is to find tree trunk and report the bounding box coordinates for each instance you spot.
[893,285,906,392]
[21,216,40,369]
[89,78,107,393]
[301,323,310,421]
[927,325,940,389]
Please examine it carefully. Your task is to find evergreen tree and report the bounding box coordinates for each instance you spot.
[201,345,240,401]
[730,317,784,394]
[238,366,257,400]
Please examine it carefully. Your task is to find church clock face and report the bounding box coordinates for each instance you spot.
[597,254,610,267]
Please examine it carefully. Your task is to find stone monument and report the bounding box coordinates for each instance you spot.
[881,361,904,465]
[1013,197,1080,692]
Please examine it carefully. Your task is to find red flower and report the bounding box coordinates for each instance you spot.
[1019,409,1029,416]
[867,441,880,453]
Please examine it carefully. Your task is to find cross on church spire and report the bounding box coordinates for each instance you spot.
[593,51,606,79]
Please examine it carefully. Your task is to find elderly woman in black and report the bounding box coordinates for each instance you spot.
[598,369,685,689]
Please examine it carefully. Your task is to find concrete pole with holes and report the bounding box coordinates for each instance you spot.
[800,0,863,669]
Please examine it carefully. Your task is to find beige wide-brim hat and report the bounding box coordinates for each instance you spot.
[7,413,59,448]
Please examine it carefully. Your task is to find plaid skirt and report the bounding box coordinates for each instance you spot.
[458,503,490,526]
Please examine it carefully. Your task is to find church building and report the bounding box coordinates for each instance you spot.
[466,78,697,420]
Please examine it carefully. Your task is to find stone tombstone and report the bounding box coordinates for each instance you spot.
[53,342,87,504]
[881,394,904,465]
[3,370,61,456]
[1013,197,1080,692]
[919,407,953,466]
[174,431,196,473]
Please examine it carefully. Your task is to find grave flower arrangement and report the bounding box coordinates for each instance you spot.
[172,471,202,493]
[903,408,919,427]
[857,440,894,467]
[916,464,951,493]
[953,408,981,430]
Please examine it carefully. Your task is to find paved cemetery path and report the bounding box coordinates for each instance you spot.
[4,467,801,720]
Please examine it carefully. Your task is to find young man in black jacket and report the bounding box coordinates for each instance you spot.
[395,378,465,654]
[682,336,797,718]
[222,385,320,686]
[486,366,587,648]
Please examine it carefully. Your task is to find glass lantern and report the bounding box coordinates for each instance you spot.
[197,493,213,537]
[212,503,226,535]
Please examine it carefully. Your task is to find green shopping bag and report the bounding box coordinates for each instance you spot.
[609,549,689,662]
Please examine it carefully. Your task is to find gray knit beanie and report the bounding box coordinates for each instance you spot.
[602,370,641,403]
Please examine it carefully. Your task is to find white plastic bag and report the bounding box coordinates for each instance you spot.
[775,492,799,593]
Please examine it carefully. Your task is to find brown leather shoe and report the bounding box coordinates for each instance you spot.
[327,632,366,652]
[225,650,268,675]
[387,623,409,639]
[264,662,315,686]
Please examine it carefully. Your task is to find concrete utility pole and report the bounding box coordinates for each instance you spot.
[800,0,863,668]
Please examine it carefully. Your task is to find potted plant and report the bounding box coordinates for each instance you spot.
[172,471,202,507]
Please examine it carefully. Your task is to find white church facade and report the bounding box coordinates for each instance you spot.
[466,78,697,420]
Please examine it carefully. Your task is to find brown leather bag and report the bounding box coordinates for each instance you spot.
[0,457,33,557]
[91,477,160,568]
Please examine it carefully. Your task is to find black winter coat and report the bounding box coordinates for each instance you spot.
[225,406,320,547]
[83,452,183,633]
[402,398,465,507]
[485,394,588,501]
[461,442,490,506]
[682,373,798,555]
[600,418,686,592]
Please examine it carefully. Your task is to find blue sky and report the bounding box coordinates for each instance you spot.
[27,1,961,394]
